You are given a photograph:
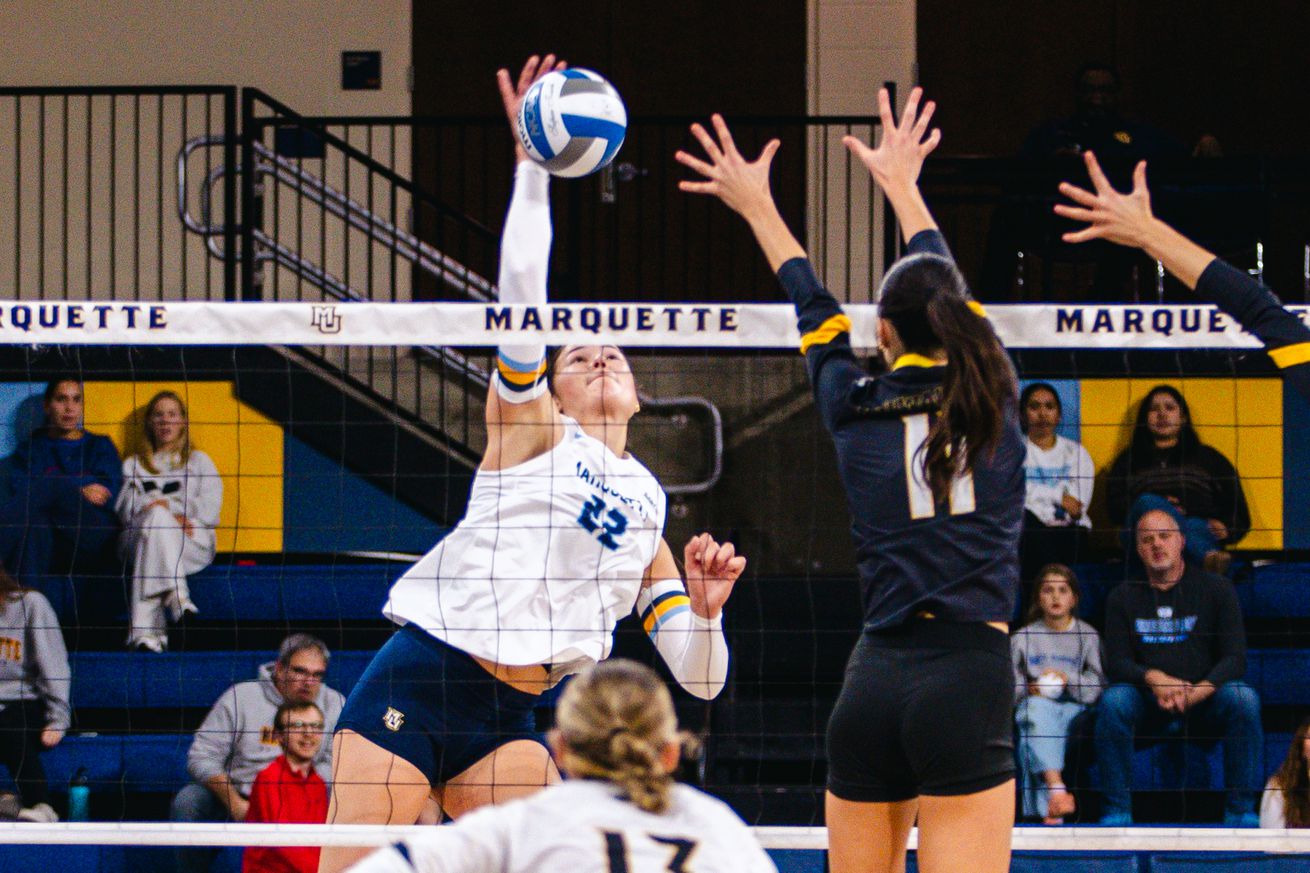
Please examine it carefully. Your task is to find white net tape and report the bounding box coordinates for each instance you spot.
[0,301,1305,349]
[0,823,1309,852]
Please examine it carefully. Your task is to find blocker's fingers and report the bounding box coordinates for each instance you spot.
[1052,204,1098,223]
[1061,227,1104,244]
[710,541,737,573]
[1132,159,1149,194]
[920,127,942,155]
[900,86,924,131]
[1083,150,1113,194]
[535,54,558,83]
[758,138,781,166]
[674,149,716,178]
[911,99,937,141]
[689,123,724,162]
[724,556,747,579]
[698,540,723,573]
[876,87,895,132]
[710,114,739,156]
[1057,181,1100,208]
[678,180,718,195]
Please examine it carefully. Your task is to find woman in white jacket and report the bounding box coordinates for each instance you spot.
[117,390,222,652]
[1019,382,1096,580]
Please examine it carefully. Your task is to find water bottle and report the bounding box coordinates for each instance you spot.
[67,767,90,822]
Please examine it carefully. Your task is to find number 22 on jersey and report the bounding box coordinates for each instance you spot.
[902,412,976,519]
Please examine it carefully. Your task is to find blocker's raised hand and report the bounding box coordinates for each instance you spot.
[842,86,941,193]
[1054,151,1157,249]
[675,114,781,219]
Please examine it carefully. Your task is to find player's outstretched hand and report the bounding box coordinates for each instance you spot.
[675,114,781,220]
[496,54,566,160]
[683,532,747,620]
[842,86,940,194]
[1054,151,1157,249]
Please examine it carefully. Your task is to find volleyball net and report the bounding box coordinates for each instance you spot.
[0,300,1307,869]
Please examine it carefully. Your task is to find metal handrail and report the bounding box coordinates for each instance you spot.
[177,133,724,494]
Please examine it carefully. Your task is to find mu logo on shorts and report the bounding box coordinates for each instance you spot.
[383,706,405,732]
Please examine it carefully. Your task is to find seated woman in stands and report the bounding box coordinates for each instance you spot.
[116,390,222,652]
[0,562,70,822]
[1105,385,1248,574]
[0,376,121,588]
[1018,382,1095,580]
[1262,716,1310,828]
[1011,564,1104,825]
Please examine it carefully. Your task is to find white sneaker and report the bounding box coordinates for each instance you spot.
[18,802,59,823]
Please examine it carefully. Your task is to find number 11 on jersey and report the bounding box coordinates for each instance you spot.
[902,412,976,519]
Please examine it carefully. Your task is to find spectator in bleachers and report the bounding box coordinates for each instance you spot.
[1096,506,1262,826]
[243,701,329,873]
[0,377,121,586]
[1106,385,1249,575]
[1012,564,1104,824]
[1018,383,1095,580]
[172,634,344,873]
[1261,716,1310,828]
[0,562,70,822]
[117,390,222,653]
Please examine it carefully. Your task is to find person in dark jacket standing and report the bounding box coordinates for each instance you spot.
[1096,504,1262,826]
[1105,385,1249,574]
[0,377,122,588]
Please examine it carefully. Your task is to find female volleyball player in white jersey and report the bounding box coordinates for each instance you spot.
[321,56,747,873]
[345,659,777,873]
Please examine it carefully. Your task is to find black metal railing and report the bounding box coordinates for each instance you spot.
[1,86,237,301]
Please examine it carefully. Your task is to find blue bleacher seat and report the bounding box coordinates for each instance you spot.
[1148,854,1310,872]
[70,650,376,709]
[187,562,404,621]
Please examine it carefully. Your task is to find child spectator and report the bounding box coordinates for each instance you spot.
[116,390,222,652]
[0,562,70,822]
[1262,717,1310,828]
[0,377,121,587]
[243,701,329,873]
[1012,564,1104,824]
[1018,383,1095,580]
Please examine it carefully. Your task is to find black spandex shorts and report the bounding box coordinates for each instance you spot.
[826,619,1014,803]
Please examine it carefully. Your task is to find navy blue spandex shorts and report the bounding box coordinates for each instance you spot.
[335,623,547,785]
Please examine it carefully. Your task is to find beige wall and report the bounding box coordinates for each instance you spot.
[808,0,916,305]
[1,1,413,301]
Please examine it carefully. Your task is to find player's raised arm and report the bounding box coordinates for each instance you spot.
[676,115,862,427]
[1055,151,1310,398]
[484,54,568,470]
[636,533,746,700]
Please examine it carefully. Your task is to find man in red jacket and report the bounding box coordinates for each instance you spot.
[244,701,329,873]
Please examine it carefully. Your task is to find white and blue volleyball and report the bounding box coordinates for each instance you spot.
[517,69,627,178]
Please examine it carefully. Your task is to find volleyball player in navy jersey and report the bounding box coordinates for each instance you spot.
[1055,151,1310,400]
[678,89,1023,873]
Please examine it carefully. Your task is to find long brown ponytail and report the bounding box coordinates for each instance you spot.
[879,253,1017,501]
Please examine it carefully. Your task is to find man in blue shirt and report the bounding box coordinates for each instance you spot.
[1097,505,1262,826]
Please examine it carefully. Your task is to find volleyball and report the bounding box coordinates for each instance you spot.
[516,68,627,178]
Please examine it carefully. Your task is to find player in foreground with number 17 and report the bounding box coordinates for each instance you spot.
[320,55,746,873]
[679,88,1023,873]
[345,659,776,873]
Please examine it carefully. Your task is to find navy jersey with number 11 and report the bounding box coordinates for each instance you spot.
[776,230,1025,631]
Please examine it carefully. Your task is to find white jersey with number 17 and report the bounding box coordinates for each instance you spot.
[346,780,778,873]
[383,416,667,669]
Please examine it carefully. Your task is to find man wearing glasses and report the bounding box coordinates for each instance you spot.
[172,634,345,872]
[243,701,330,873]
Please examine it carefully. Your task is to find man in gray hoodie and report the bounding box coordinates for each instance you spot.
[171,633,345,872]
